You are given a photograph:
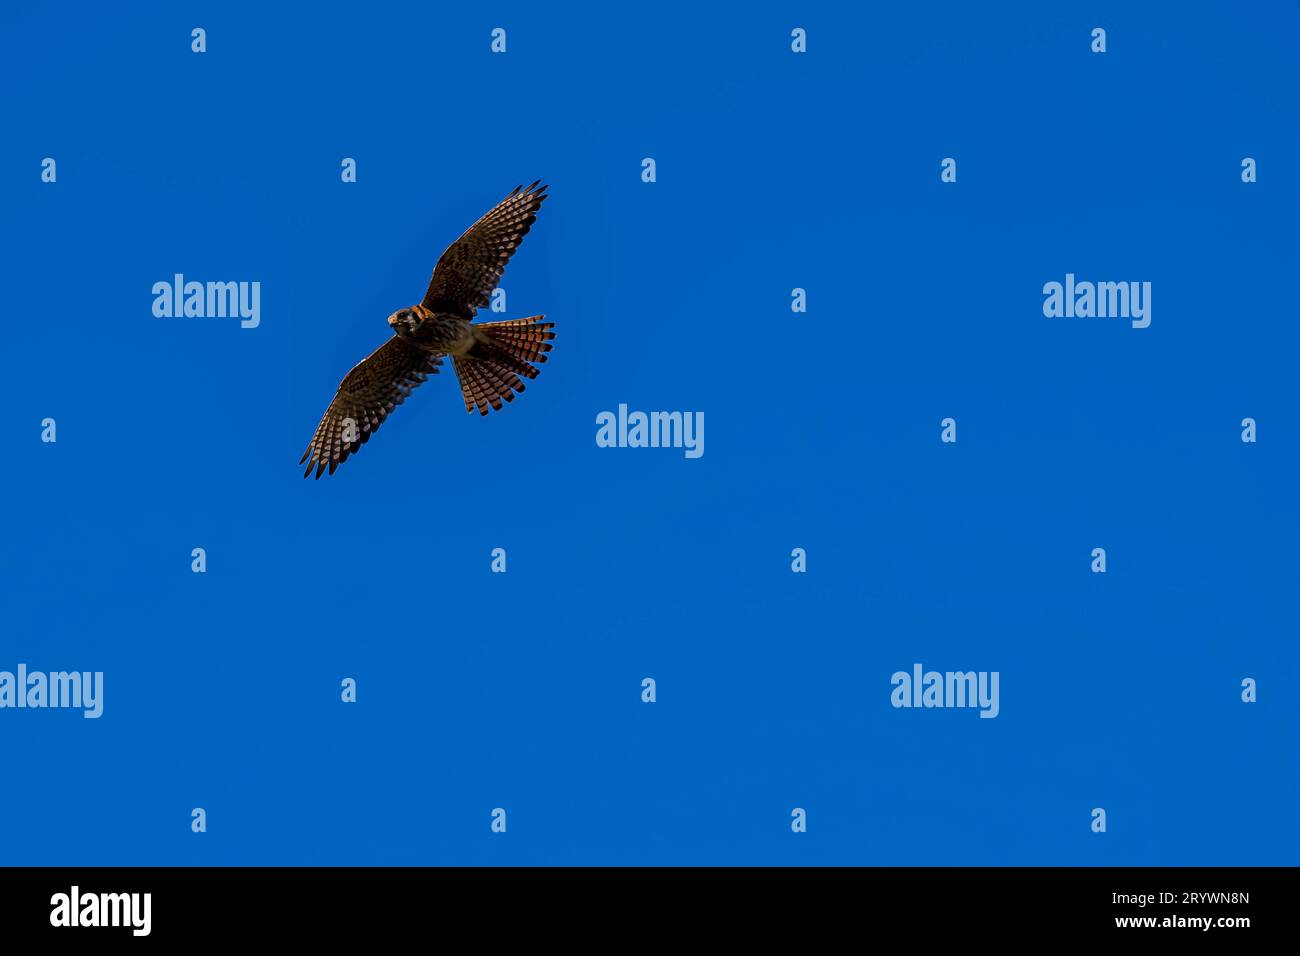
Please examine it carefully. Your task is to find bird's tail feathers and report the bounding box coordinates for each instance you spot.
[454,316,555,415]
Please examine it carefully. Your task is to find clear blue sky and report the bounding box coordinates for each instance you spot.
[0,1,1296,864]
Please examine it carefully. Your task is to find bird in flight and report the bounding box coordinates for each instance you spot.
[300,181,554,478]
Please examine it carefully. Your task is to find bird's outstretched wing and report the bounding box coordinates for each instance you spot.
[422,181,548,319]
[300,338,443,479]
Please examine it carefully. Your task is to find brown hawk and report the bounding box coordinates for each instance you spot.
[300,181,554,478]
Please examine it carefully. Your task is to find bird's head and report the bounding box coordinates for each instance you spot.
[387,307,423,338]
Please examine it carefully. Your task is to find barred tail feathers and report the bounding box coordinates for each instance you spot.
[454,316,555,415]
